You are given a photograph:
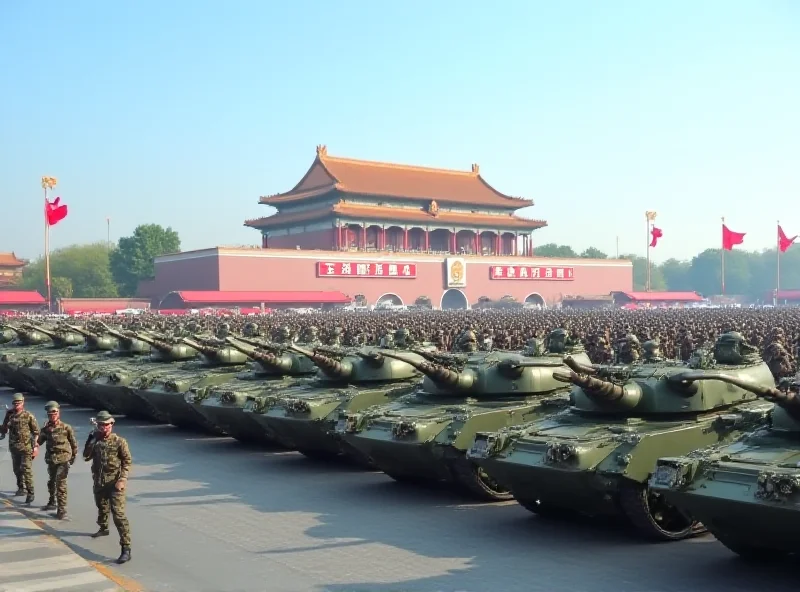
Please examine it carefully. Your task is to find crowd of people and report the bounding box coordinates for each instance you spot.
[11,307,797,380]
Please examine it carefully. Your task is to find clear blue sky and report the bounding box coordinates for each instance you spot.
[2,0,798,263]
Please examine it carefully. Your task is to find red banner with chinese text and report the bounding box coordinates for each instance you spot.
[317,261,417,278]
[490,265,574,280]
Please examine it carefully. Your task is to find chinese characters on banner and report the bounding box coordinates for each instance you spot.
[490,266,574,280]
[317,261,417,278]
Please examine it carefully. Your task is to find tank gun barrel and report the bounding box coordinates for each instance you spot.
[233,335,283,353]
[22,323,55,338]
[0,323,20,333]
[178,337,213,356]
[224,336,286,369]
[380,351,473,390]
[670,371,800,415]
[63,323,100,344]
[563,355,598,375]
[553,370,626,402]
[286,343,352,378]
[128,331,173,353]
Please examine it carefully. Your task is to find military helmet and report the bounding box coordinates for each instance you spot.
[44,401,60,411]
[12,393,24,402]
[94,410,115,424]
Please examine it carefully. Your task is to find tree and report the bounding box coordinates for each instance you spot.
[580,247,607,259]
[535,243,578,258]
[21,243,118,303]
[110,224,181,296]
[619,254,666,292]
[659,258,692,292]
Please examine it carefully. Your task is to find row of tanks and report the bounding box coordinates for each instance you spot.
[1,320,797,560]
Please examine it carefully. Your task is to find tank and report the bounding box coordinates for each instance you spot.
[0,323,53,393]
[340,332,589,501]
[243,342,428,463]
[467,332,777,540]
[22,323,123,406]
[190,336,318,444]
[79,329,198,419]
[132,336,252,434]
[650,375,800,558]
[13,323,90,403]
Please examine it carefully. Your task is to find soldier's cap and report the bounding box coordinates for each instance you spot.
[12,393,24,402]
[95,410,115,424]
[44,401,60,411]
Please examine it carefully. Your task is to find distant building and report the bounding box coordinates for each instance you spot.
[57,298,152,315]
[0,290,46,313]
[561,294,615,309]
[0,253,27,289]
[612,291,704,308]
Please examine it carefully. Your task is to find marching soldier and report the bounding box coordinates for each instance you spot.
[83,410,132,564]
[37,401,78,519]
[0,393,40,504]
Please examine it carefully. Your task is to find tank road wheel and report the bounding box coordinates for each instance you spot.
[450,460,513,502]
[619,483,704,541]
[712,532,791,562]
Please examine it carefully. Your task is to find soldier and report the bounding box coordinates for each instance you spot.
[83,410,132,564]
[37,401,78,518]
[0,393,40,503]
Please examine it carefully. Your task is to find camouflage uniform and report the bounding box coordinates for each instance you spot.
[0,394,40,501]
[83,411,132,560]
[37,402,78,517]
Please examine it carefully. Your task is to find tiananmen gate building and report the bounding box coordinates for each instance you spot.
[138,146,633,309]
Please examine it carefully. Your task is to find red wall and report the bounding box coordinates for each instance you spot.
[149,249,632,308]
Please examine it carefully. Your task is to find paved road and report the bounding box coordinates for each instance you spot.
[0,388,794,592]
[0,503,121,591]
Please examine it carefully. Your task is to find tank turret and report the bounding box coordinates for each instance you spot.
[223,336,316,375]
[287,344,421,383]
[63,324,118,351]
[132,331,198,361]
[553,353,774,414]
[0,324,17,344]
[95,322,150,354]
[178,336,248,365]
[23,323,84,348]
[7,323,50,346]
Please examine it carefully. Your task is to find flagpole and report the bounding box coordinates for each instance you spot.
[41,176,57,313]
[720,216,725,295]
[776,219,781,306]
[645,211,657,292]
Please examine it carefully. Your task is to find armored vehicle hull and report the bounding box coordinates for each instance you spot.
[0,344,53,393]
[192,376,311,445]
[18,350,106,404]
[342,350,591,501]
[652,440,799,559]
[469,348,777,539]
[135,366,258,435]
[251,379,417,461]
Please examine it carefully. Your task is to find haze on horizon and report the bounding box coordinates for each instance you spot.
[1,0,798,263]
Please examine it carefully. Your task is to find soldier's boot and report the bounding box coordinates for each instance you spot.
[41,499,56,511]
[14,488,24,497]
[55,509,67,520]
[91,528,110,538]
[24,493,34,505]
[117,546,131,564]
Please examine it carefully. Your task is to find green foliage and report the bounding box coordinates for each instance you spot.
[110,224,181,296]
[21,243,118,302]
[535,243,578,258]
[619,254,666,291]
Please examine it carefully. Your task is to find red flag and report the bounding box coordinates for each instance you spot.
[722,224,745,251]
[778,224,796,253]
[45,197,68,226]
[649,226,663,248]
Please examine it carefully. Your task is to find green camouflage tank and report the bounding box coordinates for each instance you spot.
[133,336,253,434]
[468,332,777,540]
[78,329,198,419]
[0,323,53,392]
[650,374,800,559]
[242,340,430,463]
[189,336,318,444]
[340,329,588,501]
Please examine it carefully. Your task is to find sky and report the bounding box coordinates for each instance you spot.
[2,0,799,263]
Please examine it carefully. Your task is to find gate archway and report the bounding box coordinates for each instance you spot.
[524,293,546,307]
[440,289,469,310]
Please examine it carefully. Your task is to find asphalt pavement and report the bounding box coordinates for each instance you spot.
[0,387,795,592]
